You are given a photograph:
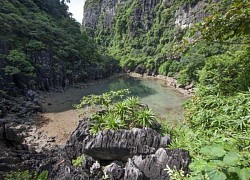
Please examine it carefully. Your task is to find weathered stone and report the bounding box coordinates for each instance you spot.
[65,119,169,162]
[124,158,144,180]
[103,161,124,180]
[4,124,23,142]
[160,134,171,148]
[125,148,191,180]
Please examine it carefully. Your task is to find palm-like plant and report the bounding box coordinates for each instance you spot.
[103,113,126,130]
[124,96,140,120]
[90,114,105,134]
[135,109,156,128]
[113,101,128,122]
[125,97,140,108]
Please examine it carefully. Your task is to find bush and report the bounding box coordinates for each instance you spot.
[167,60,180,77]
[171,87,250,179]
[158,61,172,76]
[177,69,191,86]
[5,170,48,180]
[199,50,250,95]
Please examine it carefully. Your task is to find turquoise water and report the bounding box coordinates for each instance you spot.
[45,75,187,122]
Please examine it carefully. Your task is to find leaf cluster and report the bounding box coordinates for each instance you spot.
[5,170,48,180]
[72,155,86,167]
[171,89,250,179]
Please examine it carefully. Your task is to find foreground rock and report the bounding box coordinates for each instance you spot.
[59,119,190,179]
[0,115,190,179]
[124,148,190,180]
[65,119,170,161]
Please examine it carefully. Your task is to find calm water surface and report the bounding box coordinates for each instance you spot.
[45,75,187,123]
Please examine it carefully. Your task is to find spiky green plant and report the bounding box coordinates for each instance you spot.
[136,108,156,128]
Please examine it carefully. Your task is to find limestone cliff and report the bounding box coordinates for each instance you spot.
[83,0,213,36]
[83,0,217,72]
[0,0,118,94]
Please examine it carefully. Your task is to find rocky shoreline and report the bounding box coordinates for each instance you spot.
[0,113,191,179]
[128,73,194,97]
[0,73,191,179]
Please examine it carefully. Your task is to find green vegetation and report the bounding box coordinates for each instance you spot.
[85,0,250,179]
[87,0,234,86]
[167,0,250,179]
[1,0,249,179]
[5,170,48,180]
[170,90,250,179]
[0,0,117,90]
[74,89,158,134]
[72,155,86,167]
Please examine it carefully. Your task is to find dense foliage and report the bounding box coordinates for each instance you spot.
[86,0,221,84]
[1,0,249,178]
[84,0,250,179]
[168,0,250,179]
[0,0,118,92]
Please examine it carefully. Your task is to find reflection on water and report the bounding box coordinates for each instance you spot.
[108,77,156,97]
[44,75,187,123]
[108,76,187,122]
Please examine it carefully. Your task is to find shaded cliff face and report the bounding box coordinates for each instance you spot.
[83,0,215,71]
[83,0,212,35]
[83,0,163,36]
[83,0,127,36]
[0,0,119,94]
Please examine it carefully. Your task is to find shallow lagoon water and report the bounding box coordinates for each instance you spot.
[44,75,187,123]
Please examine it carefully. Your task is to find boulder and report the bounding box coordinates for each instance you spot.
[124,148,191,180]
[103,161,124,180]
[65,119,170,161]
[124,158,144,180]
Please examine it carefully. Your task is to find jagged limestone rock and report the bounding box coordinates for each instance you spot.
[124,148,190,180]
[65,119,170,161]
[103,161,124,180]
[124,158,144,180]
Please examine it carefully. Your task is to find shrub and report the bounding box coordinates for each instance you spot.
[171,87,250,179]
[72,155,86,167]
[158,61,172,76]
[199,50,250,95]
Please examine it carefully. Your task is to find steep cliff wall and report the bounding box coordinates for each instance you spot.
[83,0,213,36]
[0,0,118,94]
[83,0,215,73]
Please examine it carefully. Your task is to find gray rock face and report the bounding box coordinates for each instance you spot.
[0,139,59,178]
[83,127,163,161]
[174,0,216,29]
[83,0,127,34]
[65,119,168,161]
[83,0,214,38]
[103,162,124,180]
[124,158,144,180]
[83,0,161,36]
[124,148,190,180]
